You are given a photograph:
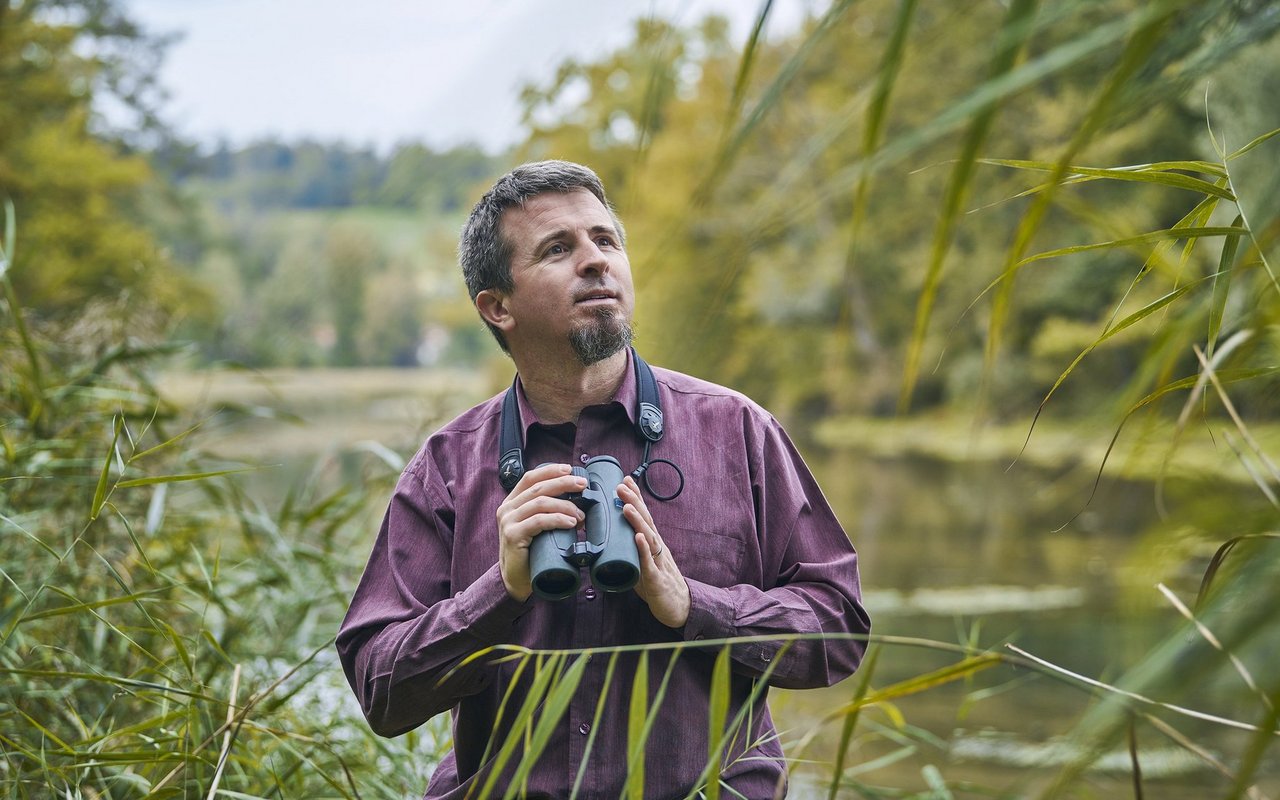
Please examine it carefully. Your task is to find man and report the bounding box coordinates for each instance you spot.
[337,161,870,799]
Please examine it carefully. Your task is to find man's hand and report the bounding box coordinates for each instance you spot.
[618,476,690,628]
[495,464,587,602]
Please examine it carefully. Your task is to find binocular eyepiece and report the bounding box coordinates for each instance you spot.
[528,456,640,601]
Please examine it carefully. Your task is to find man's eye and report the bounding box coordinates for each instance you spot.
[596,237,615,248]
[547,243,566,256]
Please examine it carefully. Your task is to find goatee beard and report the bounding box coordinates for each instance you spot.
[569,308,633,366]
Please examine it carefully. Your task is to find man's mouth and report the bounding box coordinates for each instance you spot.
[574,289,617,304]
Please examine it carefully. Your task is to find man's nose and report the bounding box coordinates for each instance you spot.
[575,237,610,276]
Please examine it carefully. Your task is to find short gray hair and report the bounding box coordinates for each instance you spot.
[459,160,625,351]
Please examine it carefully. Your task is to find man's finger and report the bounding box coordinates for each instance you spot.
[619,478,657,531]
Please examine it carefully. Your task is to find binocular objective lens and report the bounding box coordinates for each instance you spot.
[593,561,638,591]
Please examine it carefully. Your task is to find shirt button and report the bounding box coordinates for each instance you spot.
[760,650,773,662]
[579,454,590,464]
[578,722,591,735]
[583,587,597,600]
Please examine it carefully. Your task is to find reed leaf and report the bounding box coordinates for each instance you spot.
[1006,642,1280,736]
[755,0,1184,234]
[704,644,733,800]
[89,415,124,521]
[980,157,1234,197]
[1016,273,1215,463]
[1193,343,1280,486]
[624,650,649,800]
[504,653,590,799]
[1227,124,1280,161]
[114,466,260,489]
[474,652,563,800]
[1206,215,1244,357]
[699,0,856,197]
[1156,583,1271,713]
[899,0,1039,411]
[982,0,1182,414]
[827,644,881,800]
[1230,685,1280,800]
[718,0,773,151]
[0,200,46,424]
[1195,533,1280,611]
[570,651,620,800]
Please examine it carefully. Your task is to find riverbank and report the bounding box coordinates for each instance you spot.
[159,366,1279,491]
[813,412,1280,489]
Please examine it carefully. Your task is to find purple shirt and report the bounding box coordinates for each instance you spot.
[337,357,870,799]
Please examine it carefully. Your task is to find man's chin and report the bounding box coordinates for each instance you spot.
[569,317,634,366]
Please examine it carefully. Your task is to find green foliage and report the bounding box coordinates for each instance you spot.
[518,0,1280,424]
[181,140,501,214]
[1,208,440,797]
[167,142,504,369]
[0,1,203,324]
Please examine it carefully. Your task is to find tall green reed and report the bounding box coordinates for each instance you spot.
[1,204,442,798]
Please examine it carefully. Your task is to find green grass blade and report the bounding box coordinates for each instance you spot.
[126,419,208,464]
[979,158,1234,197]
[1207,216,1244,357]
[836,0,919,371]
[1227,125,1280,160]
[980,1,1182,409]
[961,227,1239,326]
[1196,534,1280,610]
[699,0,856,196]
[570,651,621,800]
[1,197,13,268]
[1018,273,1214,463]
[0,200,47,422]
[754,0,1180,232]
[828,645,882,800]
[90,415,124,521]
[899,0,1039,411]
[1015,226,1246,267]
[718,0,773,149]
[115,466,260,489]
[474,652,562,800]
[704,644,734,800]
[1229,685,1280,800]
[826,654,1002,720]
[504,653,590,799]
[624,650,650,800]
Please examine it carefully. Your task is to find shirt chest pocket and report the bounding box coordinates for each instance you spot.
[662,524,747,588]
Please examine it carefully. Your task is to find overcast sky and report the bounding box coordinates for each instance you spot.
[124,0,818,152]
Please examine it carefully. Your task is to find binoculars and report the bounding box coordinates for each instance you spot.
[529,456,640,601]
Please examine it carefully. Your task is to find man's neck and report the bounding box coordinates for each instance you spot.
[515,349,629,425]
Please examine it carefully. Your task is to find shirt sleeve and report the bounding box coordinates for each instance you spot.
[335,460,530,737]
[681,416,871,689]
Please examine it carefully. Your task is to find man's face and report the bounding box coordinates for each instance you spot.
[485,188,635,364]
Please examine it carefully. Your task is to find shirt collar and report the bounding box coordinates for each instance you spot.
[513,350,638,435]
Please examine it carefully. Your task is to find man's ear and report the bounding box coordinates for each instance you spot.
[475,289,514,334]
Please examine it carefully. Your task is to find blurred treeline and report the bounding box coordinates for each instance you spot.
[4,0,1279,422]
[160,141,503,368]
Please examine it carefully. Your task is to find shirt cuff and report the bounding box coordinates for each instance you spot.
[682,578,736,642]
[455,563,532,641]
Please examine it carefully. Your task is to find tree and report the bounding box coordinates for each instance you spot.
[0,0,199,324]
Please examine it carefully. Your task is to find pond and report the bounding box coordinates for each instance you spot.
[166,368,1279,798]
[777,446,1278,798]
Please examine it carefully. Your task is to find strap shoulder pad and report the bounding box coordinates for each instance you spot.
[632,350,664,443]
[498,378,525,491]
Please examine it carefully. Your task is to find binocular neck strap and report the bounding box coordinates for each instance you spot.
[497,348,664,492]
